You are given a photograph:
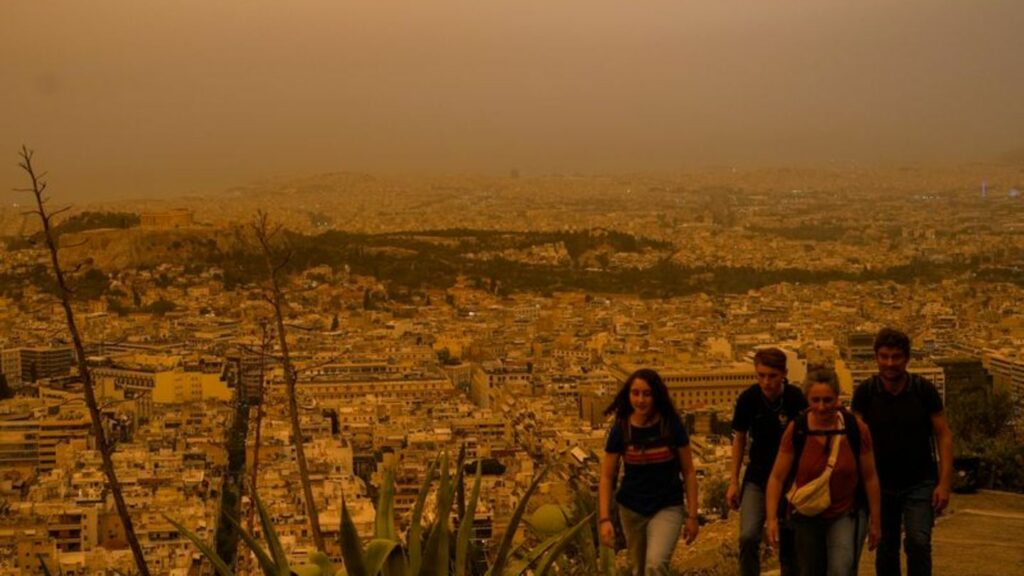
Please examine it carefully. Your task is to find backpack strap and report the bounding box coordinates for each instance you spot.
[786,409,861,484]
[782,410,810,501]
[841,408,861,456]
[840,408,867,507]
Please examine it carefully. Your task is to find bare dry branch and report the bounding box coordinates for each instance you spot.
[16,146,151,576]
[250,211,325,550]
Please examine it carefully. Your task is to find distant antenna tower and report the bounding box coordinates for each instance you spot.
[981,180,988,199]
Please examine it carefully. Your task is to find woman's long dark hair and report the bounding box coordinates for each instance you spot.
[603,368,685,442]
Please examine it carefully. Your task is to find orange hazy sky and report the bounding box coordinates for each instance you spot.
[2,1,1023,199]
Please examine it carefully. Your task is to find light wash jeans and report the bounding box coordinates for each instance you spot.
[618,504,685,576]
[792,511,859,576]
[739,482,797,576]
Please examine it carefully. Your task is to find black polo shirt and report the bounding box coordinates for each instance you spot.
[852,374,943,491]
[731,382,808,488]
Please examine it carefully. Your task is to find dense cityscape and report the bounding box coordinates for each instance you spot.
[1,166,1023,574]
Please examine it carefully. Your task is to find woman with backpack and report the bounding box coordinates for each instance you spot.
[765,367,882,576]
[599,368,700,575]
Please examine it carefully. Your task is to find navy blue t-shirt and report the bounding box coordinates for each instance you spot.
[605,418,689,516]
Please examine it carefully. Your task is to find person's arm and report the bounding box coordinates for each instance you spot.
[931,411,954,513]
[677,445,700,544]
[726,431,747,510]
[765,422,795,546]
[857,422,882,550]
[598,451,620,547]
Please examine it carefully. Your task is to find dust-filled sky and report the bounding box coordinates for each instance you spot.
[2,1,1023,200]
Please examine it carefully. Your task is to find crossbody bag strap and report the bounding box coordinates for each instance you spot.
[824,422,843,470]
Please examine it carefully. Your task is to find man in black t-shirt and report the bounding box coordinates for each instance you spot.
[852,328,953,576]
[729,348,807,576]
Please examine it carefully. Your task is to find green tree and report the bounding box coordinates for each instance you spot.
[947,387,1022,490]
[947,388,1014,455]
[74,268,111,300]
[0,374,13,400]
[703,476,730,519]
[142,299,177,316]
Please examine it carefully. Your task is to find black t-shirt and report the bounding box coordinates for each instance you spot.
[731,383,808,488]
[605,418,689,516]
[852,373,943,491]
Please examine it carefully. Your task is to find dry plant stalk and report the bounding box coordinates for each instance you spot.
[246,319,272,535]
[16,146,151,576]
[251,210,325,550]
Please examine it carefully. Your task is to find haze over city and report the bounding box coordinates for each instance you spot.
[3,1,1024,200]
[3,3,1024,576]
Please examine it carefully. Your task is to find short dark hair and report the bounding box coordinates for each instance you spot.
[874,328,911,357]
[753,348,787,372]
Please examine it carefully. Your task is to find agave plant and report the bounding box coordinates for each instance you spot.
[568,484,617,576]
[37,555,63,576]
[172,451,592,576]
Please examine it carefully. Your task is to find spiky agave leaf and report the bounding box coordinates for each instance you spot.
[37,555,54,576]
[407,455,439,576]
[223,510,277,576]
[500,530,562,576]
[163,514,235,576]
[252,490,291,576]
[314,551,338,575]
[486,463,552,576]
[292,565,326,576]
[421,452,453,576]
[364,538,400,576]
[455,461,482,576]
[455,443,469,519]
[339,494,368,576]
[570,488,598,573]
[532,512,596,576]
[376,467,396,540]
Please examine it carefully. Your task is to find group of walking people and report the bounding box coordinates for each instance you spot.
[599,328,953,576]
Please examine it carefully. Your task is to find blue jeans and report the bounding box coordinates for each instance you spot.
[876,481,935,576]
[618,504,684,576]
[739,482,796,576]
[792,512,859,576]
[852,507,869,573]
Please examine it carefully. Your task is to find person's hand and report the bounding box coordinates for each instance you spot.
[599,519,616,548]
[932,483,951,514]
[765,517,779,547]
[868,518,881,551]
[726,480,741,510]
[683,515,699,544]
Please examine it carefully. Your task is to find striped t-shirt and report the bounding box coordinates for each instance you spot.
[605,418,689,516]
